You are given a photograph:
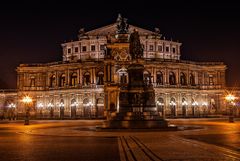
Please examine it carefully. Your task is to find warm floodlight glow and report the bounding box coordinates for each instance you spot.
[59,102,65,107]
[192,101,198,106]
[22,96,32,104]
[182,101,188,106]
[48,103,53,107]
[156,101,164,106]
[169,101,176,106]
[225,94,236,102]
[8,103,16,108]
[38,103,43,108]
[202,102,208,106]
[87,102,93,106]
[71,102,78,107]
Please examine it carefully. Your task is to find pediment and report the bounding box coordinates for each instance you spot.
[85,23,156,36]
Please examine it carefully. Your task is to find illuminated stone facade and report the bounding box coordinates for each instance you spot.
[1,15,233,119]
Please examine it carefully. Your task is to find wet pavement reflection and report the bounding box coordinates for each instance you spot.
[0,122,120,161]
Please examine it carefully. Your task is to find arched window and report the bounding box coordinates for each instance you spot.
[96,71,104,85]
[190,73,195,86]
[83,72,91,86]
[30,76,35,87]
[169,72,176,85]
[180,72,187,85]
[59,74,66,87]
[70,72,77,86]
[156,71,163,85]
[50,75,56,87]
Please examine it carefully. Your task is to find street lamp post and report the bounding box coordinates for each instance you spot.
[22,96,33,125]
[8,103,16,120]
[225,94,236,123]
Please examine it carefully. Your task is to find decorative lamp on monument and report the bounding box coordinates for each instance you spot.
[225,94,236,123]
[22,96,33,125]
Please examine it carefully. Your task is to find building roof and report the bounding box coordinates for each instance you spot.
[85,23,156,36]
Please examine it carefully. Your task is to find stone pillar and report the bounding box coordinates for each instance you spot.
[79,68,82,85]
[66,69,69,86]
[104,65,107,82]
[176,69,179,86]
[93,67,96,85]
[152,67,156,85]
[165,68,168,84]
[111,64,114,83]
[56,72,59,87]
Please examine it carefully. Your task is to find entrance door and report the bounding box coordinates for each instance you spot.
[60,107,64,119]
[71,106,76,119]
[84,106,91,118]
[97,106,104,118]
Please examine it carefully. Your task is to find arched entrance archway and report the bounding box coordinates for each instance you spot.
[170,98,176,116]
[71,99,77,119]
[83,98,92,118]
[156,98,164,117]
[59,99,64,119]
[182,98,188,117]
[48,100,54,119]
[96,98,104,118]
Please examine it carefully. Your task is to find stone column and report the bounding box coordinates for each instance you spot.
[165,68,168,85]
[93,67,96,85]
[79,68,82,85]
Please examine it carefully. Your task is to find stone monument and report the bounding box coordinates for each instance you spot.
[103,28,169,129]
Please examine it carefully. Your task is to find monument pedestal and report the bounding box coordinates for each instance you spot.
[101,30,174,130]
[103,111,169,129]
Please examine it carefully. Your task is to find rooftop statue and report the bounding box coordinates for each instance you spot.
[78,28,88,40]
[116,14,129,34]
[129,29,143,59]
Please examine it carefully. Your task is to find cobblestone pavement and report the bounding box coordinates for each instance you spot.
[0,118,240,161]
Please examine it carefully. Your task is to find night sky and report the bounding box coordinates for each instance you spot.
[0,1,240,89]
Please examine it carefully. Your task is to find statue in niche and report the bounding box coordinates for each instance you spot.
[129,29,143,59]
[120,73,127,84]
[116,14,129,34]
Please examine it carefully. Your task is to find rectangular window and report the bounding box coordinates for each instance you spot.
[158,45,163,52]
[166,46,169,52]
[82,46,87,52]
[149,45,154,51]
[100,44,105,50]
[91,45,96,51]
[74,47,78,53]
[209,75,214,85]
[67,48,71,54]
[172,47,176,53]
